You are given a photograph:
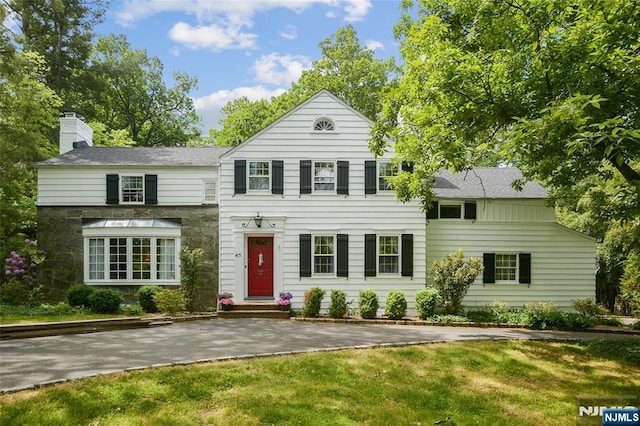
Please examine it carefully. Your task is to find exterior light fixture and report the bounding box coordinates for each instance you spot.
[242,212,276,229]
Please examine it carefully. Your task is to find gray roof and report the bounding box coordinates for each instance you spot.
[433,167,548,199]
[38,147,231,167]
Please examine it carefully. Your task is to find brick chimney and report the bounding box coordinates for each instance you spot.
[59,112,93,154]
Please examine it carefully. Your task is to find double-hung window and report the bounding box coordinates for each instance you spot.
[202,179,217,204]
[378,236,399,274]
[313,235,335,274]
[378,162,397,191]
[483,252,531,284]
[314,161,335,191]
[121,175,144,204]
[248,161,270,191]
[495,254,517,281]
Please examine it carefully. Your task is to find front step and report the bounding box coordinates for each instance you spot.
[217,303,291,319]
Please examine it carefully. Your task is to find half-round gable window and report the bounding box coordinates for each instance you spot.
[313,118,335,131]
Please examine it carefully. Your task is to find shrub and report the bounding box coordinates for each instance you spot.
[0,282,30,306]
[154,289,186,315]
[88,289,123,314]
[67,283,95,308]
[121,304,144,316]
[572,298,609,318]
[180,247,204,312]
[415,288,440,319]
[430,249,483,314]
[525,310,594,330]
[2,239,45,306]
[328,289,348,319]
[632,320,640,331]
[525,301,558,313]
[359,289,379,319]
[136,285,164,313]
[620,263,640,314]
[302,287,325,318]
[385,290,407,320]
[40,302,78,316]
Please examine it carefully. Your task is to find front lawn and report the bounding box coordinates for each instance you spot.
[1,339,638,425]
[0,303,146,324]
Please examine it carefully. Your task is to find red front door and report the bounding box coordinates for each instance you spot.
[247,237,274,297]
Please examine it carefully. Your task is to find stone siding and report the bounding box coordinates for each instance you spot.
[37,205,220,307]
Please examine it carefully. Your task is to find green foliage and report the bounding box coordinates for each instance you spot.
[525,311,594,331]
[525,302,558,313]
[465,303,528,325]
[572,298,610,318]
[135,285,164,313]
[430,250,483,314]
[415,288,440,319]
[573,339,640,366]
[620,263,640,315]
[180,247,204,312]
[384,290,407,320]
[372,0,640,215]
[88,289,123,314]
[121,304,144,316]
[66,284,95,308]
[358,289,379,319]
[328,289,348,319]
[632,321,640,331]
[153,289,185,315]
[302,287,325,318]
[0,282,30,306]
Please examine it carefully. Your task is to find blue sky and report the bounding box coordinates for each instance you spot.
[96,0,403,133]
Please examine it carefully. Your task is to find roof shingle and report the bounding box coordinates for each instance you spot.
[433,167,548,199]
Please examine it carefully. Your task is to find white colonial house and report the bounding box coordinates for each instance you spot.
[37,91,596,312]
[218,90,597,312]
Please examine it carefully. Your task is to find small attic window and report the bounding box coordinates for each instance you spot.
[313,118,335,131]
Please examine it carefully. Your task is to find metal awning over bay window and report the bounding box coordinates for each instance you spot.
[82,218,181,285]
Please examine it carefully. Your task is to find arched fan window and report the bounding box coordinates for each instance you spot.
[313,118,335,131]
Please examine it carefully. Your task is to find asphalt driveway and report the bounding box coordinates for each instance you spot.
[0,318,636,392]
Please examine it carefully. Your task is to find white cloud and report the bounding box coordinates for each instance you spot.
[252,53,312,86]
[279,25,298,40]
[365,40,384,51]
[169,21,257,50]
[194,86,287,131]
[343,0,372,22]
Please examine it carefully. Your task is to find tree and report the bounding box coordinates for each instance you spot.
[371,0,640,213]
[87,35,202,147]
[209,25,396,146]
[7,0,108,104]
[430,250,483,314]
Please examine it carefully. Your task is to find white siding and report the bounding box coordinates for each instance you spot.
[219,91,426,312]
[426,221,596,310]
[38,166,219,206]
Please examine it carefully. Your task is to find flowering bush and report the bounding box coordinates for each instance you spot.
[1,239,45,306]
[218,292,234,306]
[277,291,292,306]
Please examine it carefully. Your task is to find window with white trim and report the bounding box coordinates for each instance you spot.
[313,118,335,131]
[378,235,399,274]
[248,161,270,191]
[378,162,397,191]
[88,238,105,279]
[121,175,144,204]
[202,179,217,204]
[313,235,335,274]
[495,254,517,281]
[314,161,335,191]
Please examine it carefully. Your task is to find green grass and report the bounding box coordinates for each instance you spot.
[0,304,145,324]
[1,339,638,425]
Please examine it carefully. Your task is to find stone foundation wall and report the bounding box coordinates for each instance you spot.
[37,205,220,308]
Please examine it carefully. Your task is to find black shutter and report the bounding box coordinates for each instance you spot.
[234,160,246,194]
[401,234,414,277]
[364,161,377,194]
[519,253,532,284]
[464,201,477,220]
[402,162,414,173]
[300,160,312,194]
[426,201,439,219]
[337,161,349,194]
[300,234,312,277]
[106,174,119,205]
[364,234,377,277]
[272,160,284,195]
[483,253,495,284]
[337,234,349,277]
[145,174,158,205]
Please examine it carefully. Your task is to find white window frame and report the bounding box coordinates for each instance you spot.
[439,202,463,219]
[378,162,398,192]
[377,235,401,275]
[202,179,217,204]
[495,253,518,283]
[248,161,271,192]
[313,161,335,192]
[313,117,335,131]
[83,223,180,285]
[120,174,145,205]
[313,235,335,276]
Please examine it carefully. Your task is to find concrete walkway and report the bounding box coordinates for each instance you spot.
[1,318,637,392]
